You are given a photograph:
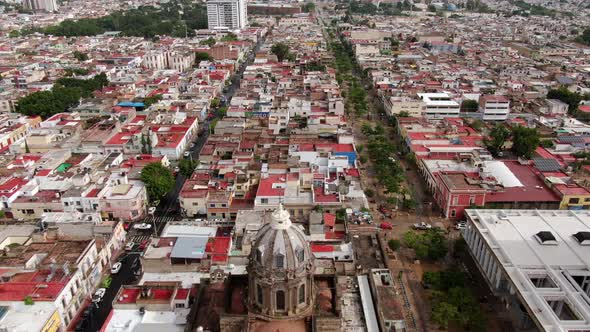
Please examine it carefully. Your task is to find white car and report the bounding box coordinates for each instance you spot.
[125,242,135,251]
[111,262,122,274]
[92,288,106,303]
[413,222,433,230]
[133,223,152,230]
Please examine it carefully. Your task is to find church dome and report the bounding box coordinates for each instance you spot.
[247,204,315,320]
[250,204,313,272]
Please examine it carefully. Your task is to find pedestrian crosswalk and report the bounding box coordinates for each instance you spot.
[131,234,151,244]
[127,215,177,242]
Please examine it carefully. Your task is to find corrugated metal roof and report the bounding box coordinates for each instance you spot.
[170,237,208,259]
[357,275,379,332]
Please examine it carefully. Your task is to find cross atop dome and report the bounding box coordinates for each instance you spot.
[270,203,291,229]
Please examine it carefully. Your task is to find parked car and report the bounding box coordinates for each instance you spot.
[413,222,432,230]
[133,223,152,230]
[378,206,392,218]
[380,222,393,230]
[125,242,136,251]
[92,288,107,303]
[139,239,149,251]
[110,262,122,274]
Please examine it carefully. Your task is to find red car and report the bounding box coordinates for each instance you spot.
[139,239,149,251]
[380,222,393,230]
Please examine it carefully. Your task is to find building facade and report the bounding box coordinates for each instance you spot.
[417,92,460,119]
[23,0,58,12]
[479,95,510,121]
[462,209,590,331]
[207,0,247,30]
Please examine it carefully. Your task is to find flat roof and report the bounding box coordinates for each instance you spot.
[465,209,590,331]
[0,301,58,332]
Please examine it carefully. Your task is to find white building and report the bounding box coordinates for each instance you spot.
[23,0,58,12]
[417,92,460,119]
[142,51,195,72]
[383,96,425,117]
[479,95,511,121]
[463,209,590,332]
[206,0,247,30]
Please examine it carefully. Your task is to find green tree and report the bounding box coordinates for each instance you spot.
[484,124,510,156]
[195,51,213,64]
[511,126,540,158]
[575,27,590,45]
[73,51,89,61]
[301,2,315,12]
[140,162,175,203]
[398,111,410,117]
[547,87,582,114]
[199,37,216,47]
[432,300,459,329]
[143,94,163,107]
[540,139,555,148]
[403,229,448,260]
[388,239,401,251]
[271,42,291,62]
[178,158,198,177]
[460,99,479,112]
[220,32,238,42]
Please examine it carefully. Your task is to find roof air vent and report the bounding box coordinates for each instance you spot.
[572,232,590,246]
[535,231,558,245]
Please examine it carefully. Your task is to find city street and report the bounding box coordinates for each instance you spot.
[77,34,267,332]
[81,253,141,332]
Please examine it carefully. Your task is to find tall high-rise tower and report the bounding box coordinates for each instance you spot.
[206,0,247,30]
[23,0,58,12]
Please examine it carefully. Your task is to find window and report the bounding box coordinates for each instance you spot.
[569,198,580,204]
[175,303,185,308]
[469,196,476,205]
[275,254,284,268]
[296,248,304,263]
[261,198,268,204]
[210,203,216,208]
[192,202,199,206]
[276,290,285,310]
[451,197,458,205]
[298,284,305,304]
[450,209,456,217]
[585,198,590,202]
[257,283,263,305]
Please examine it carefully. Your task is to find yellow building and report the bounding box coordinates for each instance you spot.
[553,184,590,210]
[41,310,62,332]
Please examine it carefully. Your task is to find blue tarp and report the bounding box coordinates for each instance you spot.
[117,102,145,108]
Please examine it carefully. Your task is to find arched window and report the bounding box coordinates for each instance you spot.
[276,290,285,311]
[275,254,284,268]
[296,248,305,263]
[298,284,305,304]
[257,283,263,305]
